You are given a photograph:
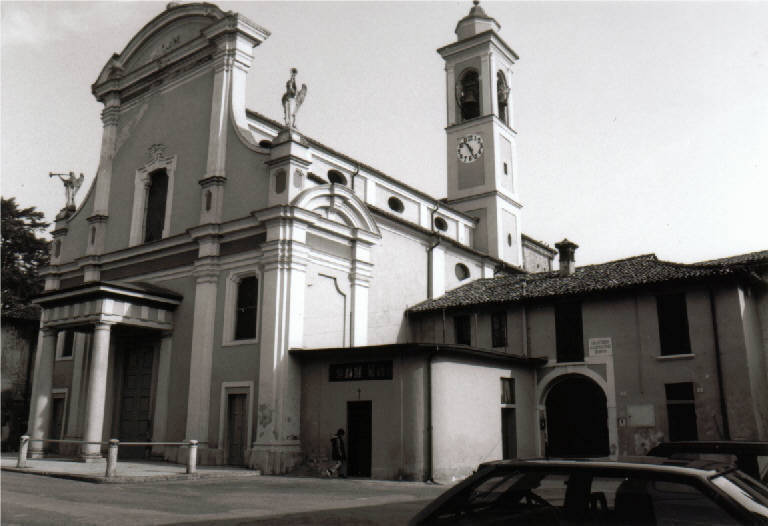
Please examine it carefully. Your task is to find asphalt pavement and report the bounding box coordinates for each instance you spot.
[1,470,447,525]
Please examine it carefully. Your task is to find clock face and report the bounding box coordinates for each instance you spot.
[457,134,484,163]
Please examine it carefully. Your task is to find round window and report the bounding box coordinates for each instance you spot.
[388,196,404,213]
[434,217,448,231]
[455,263,470,280]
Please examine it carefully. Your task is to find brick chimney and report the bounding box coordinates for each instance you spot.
[555,239,578,277]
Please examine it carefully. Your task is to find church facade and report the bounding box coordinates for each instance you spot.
[29,2,554,480]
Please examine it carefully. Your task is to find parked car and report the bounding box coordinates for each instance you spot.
[647,441,768,483]
[410,457,768,525]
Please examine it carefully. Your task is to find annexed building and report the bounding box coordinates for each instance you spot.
[27,2,554,480]
[409,243,768,464]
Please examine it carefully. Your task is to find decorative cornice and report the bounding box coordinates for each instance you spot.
[198,175,227,187]
[87,215,109,224]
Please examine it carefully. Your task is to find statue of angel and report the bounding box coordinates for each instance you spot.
[282,68,307,128]
[49,171,84,210]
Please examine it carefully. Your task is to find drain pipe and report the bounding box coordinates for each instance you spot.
[427,205,441,299]
[708,287,731,439]
[351,164,360,192]
[424,348,437,482]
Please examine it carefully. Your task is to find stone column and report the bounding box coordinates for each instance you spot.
[27,327,58,458]
[81,322,113,461]
[151,333,173,458]
[252,217,308,474]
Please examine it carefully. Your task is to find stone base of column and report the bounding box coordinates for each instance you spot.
[248,441,302,474]
[80,448,106,463]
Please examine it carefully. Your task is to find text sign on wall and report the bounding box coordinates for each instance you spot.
[588,337,612,356]
[329,361,393,382]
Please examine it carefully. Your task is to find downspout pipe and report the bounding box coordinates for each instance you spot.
[425,349,437,483]
[427,205,440,299]
[351,164,360,192]
[708,287,731,439]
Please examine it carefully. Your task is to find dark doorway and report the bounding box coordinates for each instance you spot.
[118,343,155,459]
[545,375,609,457]
[501,408,517,460]
[347,401,372,477]
[227,394,247,466]
[49,397,65,454]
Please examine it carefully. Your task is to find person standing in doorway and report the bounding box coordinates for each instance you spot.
[327,428,347,478]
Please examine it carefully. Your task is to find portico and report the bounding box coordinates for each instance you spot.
[30,282,180,460]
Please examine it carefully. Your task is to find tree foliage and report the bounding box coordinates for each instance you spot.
[1,197,50,318]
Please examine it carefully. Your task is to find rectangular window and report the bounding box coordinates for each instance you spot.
[234,276,258,340]
[555,301,583,362]
[491,311,507,348]
[144,169,169,242]
[500,378,515,404]
[656,293,691,356]
[665,382,698,441]
[62,331,74,358]
[455,315,471,345]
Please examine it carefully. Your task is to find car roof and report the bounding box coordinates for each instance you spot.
[648,441,768,455]
[479,456,734,477]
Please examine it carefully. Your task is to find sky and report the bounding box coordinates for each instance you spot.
[2,1,767,266]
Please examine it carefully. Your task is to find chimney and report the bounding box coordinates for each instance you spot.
[555,238,578,277]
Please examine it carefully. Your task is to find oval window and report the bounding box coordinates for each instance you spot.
[328,170,347,185]
[434,217,448,231]
[507,233,513,246]
[259,139,272,148]
[388,196,404,213]
[455,263,470,281]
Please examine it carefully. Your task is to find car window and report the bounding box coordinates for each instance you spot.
[431,469,567,524]
[649,479,738,525]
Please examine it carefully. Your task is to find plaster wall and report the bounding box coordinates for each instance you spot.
[299,352,427,480]
[104,71,214,253]
[431,356,536,483]
[222,126,270,221]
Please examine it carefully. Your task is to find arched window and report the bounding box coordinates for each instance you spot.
[497,70,510,125]
[235,275,259,340]
[328,170,347,185]
[458,70,480,121]
[144,169,168,242]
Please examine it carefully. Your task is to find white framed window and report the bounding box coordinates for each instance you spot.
[222,268,262,346]
[55,330,76,361]
[129,144,177,246]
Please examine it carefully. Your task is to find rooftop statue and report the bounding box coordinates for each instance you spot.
[49,171,84,215]
[281,68,307,128]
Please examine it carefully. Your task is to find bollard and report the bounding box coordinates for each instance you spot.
[105,439,119,478]
[186,440,198,475]
[17,436,29,468]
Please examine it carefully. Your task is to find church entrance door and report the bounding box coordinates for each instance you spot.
[545,375,609,457]
[117,340,156,459]
[347,401,372,477]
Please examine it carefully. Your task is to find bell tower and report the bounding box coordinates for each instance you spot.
[438,1,522,266]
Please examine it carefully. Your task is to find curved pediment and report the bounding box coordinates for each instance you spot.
[95,3,227,84]
[291,184,381,237]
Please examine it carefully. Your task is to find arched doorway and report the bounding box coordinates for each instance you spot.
[545,375,609,457]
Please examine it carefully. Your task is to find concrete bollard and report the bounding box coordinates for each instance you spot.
[105,439,119,478]
[17,436,29,468]
[186,440,198,475]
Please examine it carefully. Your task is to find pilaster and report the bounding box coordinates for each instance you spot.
[152,333,173,457]
[350,241,373,347]
[89,92,121,251]
[27,327,57,458]
[185,260,219,443]
[266,128,311,207]
[251,217,308,474]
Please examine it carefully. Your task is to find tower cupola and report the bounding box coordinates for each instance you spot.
[455,0,501,41]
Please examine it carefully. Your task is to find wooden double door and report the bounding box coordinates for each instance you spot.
[116,339,156,459]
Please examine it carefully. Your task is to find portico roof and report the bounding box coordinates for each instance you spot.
[34,281,181,330]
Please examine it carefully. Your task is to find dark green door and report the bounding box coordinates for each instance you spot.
[347,401,372,477]
[119,344,154,459]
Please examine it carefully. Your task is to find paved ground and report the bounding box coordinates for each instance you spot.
[2,470,447,525]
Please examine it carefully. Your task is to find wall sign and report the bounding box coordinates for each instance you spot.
[588,337,612,356]
[329,361,393,382]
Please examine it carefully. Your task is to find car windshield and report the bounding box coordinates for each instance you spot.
[711,470,768,518]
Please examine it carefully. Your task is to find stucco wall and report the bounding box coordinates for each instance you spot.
[299,351,427,480]
[222,125,270,222]
[431,356,536,483]
[105,71,214,253]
